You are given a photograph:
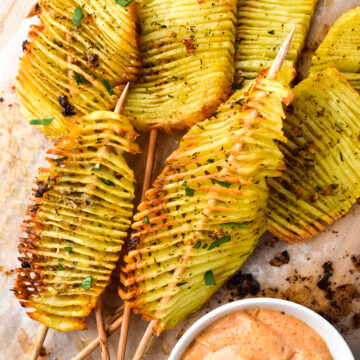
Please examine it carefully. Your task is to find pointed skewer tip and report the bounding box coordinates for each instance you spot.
[115,82,130,114]
[268,25,296,80]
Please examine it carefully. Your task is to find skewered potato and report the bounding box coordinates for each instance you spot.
[309,6,360,91]
[14,110,139,331]
[268,68,360,243]
[234,0,317,81]
[120,67,295,334]
[16,0,140,139]
[123,0,237,132]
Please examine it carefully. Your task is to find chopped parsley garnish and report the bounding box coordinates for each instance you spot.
[91,164,102,172]
[64,246,72,253]
[142,216,149,224]
[239,251,251,258]
[207,159,214,163]
[202,243,208,249]
[53,156,68,162]
[193,241,201,249]
[208,235,230,250]
[98,177,115,186]
[211,179,231,188]
[204,270,215,285]
[58,263,65,271]
[102,79,114,95]
[231,82,243,90]
[73,72,87,85]
[81,275,93,290]
[182,181,194,196]
[115,0,133,6]
[221,222,248,228]
[72,7,84,27]
[30,117,54,125]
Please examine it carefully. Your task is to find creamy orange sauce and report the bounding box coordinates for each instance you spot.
[182,309,333,360]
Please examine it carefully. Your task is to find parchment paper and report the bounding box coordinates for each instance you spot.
[0,0,359,359]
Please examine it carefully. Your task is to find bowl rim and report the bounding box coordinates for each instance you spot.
[169,297,354,360]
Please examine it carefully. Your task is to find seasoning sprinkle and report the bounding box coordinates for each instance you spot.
[98,177,115,186]
[72,7,84,27]
[102,79,114,95]
[193,241,201,249]
[58,263,65,271]
[91,164,102,172]
[211,179,231,188]
[182,181,194,196]
[232,82,243,90]
[81,275,93,290]
[208,235,230,250]
[115,0,133,6]
[142,216,149,224]
[73,72,87,85]
[204,270,215,285]
[64,247,72,253]
[53,156,68,162]
[30,117,54,125]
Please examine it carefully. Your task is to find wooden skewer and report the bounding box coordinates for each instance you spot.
[116,127,159,360]
[130,25,296,360]
[72,313,124,360]
[30,324,48,360]
[94,82,131,360]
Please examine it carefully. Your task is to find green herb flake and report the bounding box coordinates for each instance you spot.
[221,222,248,228]
[208,235,231,250]
[30,117,54,125]
[91,164,102,172]
[53,156,68,162]
[98,177,115,186]
[211,179,231,188]
[193,241,201,249]
[231,82,243,90]
[239,251,251,259]
[72,6,84,27]
[202,243,208,249]
[102,79,114,95]
[64,246,72,253]
[207,159,214,163]
[81,275,93,290]
[74,72,87,85]
[142,216,149,224]
[185,186,194,196]
[115,0,133,6]
[58,263,65,271]
[204,270,215,285]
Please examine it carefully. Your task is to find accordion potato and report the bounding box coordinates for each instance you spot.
[234,0,317,81]
[14,110,139,331]
[120,67,295,334]
[268,68,360,243]
[16,0,140,139]
[309,6,360,91]
[123,0,237,132]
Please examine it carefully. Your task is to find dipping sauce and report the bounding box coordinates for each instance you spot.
[182,308,333,360]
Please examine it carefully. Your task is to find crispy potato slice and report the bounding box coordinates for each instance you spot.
[234,0,317,81]
[16,0,140,139]
[120,67,295,334]
[268,68,360,242]
[14,111,139,331]
[309,6,360,91]
[123,0,237,131]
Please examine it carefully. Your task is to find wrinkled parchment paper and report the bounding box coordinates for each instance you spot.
[0,0,359,359]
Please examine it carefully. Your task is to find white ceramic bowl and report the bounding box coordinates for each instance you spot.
[169,298,354,360]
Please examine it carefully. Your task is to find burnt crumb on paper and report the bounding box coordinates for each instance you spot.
[317,261,333,290]
[270,251,290,267]
[227,272,260,298]
[351,255,360,271]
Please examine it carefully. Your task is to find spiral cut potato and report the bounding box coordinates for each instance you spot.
[120,67,295,334]
[309,6,360,91]
[234,0,317,81]
[123,0,237,132]
[14,110,139,331]
[268,68,360,243]
[16,0,140,139]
